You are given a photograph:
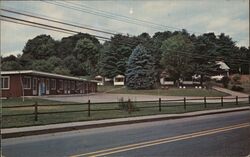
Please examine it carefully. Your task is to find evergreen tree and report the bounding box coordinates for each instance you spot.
[126,44,156,89]
[99,42,118,78]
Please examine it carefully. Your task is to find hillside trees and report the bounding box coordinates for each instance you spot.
[126,44,156,89]
[23,34,57,59]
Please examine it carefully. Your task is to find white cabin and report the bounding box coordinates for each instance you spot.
[113,75,125,86]
[95,75,104,86]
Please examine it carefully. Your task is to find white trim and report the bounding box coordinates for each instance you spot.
[0,70,99,82]
[1,76,10,90]
[23,77,31,89]
[33,77,37,95]
[46,79,50,94]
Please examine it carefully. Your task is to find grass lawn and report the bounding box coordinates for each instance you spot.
[1,97,74,107]
[2,97,249,128]
[98,86,229,97]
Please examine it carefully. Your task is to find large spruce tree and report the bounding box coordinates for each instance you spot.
[125,44,156,89]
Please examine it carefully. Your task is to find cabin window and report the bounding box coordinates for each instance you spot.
[23,77,31,89]
[164,77,172,81]
[1,76,10,90]
[51,79,56,90]
[115,78,124,82]
[59,80,63,90]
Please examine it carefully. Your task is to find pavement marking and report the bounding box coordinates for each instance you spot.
[69,123,250,157]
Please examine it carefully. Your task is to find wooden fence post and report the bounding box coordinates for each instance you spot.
[236,96,238,105]
[248,96,250,105]
[34,101,38,121]
[128,99,131,114]
[184,97,186,111]
[204,97,207,108]
[88,100,91,117]
[221,97,224,107]
[159,98,162,112]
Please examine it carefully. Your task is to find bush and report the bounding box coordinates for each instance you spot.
[118,97,139,112]
[231,85,244,92]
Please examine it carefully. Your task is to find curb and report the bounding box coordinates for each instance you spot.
[2,107,249,139]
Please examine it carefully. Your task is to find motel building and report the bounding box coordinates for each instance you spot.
[1,70,97,98]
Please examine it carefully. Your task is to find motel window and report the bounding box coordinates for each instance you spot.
[22,77,31,89]
[64,81,68,90]
[68,81,71,90]
[51,79,56,90]
[1,76,10,90]
[59,80,63,90]
[33,78,37,90]
[77,81,83,90]
[71,81,75,90]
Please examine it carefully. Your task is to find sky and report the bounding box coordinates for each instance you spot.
[0,0,249,57]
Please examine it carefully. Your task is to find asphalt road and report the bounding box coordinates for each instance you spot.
[2,111,250,157]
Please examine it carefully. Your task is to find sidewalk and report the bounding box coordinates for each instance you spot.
[212,86,249,97]
[2,106,249,139]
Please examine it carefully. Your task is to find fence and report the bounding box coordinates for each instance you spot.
[2,96,250,128]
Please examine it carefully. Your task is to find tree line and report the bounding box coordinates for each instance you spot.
[1,30,250,88]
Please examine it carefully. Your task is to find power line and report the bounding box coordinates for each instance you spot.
[65,1,181,31]
[41,1,164,31]
[1,8,116,36]
[1,18,75,35]
[0,14,111,41]
[41,0,248,40]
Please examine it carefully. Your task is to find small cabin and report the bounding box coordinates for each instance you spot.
[113,75,125,86]
[160,71,174,87]
[95,75,104,86]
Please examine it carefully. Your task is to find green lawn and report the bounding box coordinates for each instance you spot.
[98,86,229,97]
[1,97,74,107]
[2,97,249,128]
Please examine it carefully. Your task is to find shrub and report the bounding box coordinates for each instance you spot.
[221,76,230,88]
[231,85,244,92]
[118,97,139,112]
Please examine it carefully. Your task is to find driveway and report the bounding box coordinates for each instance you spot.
[38,87,249,103]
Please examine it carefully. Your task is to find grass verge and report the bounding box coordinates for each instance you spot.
[2,97,249,128]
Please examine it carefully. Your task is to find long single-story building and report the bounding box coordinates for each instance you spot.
[1,70,98,98]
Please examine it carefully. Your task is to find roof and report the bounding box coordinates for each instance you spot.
[95,75,103,79]
[1,70,98,83]
[216,61,230,70]
[114,74,125,78]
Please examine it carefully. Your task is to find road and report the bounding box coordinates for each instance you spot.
[2,111,250,157]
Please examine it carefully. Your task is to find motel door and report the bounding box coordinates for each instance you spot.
[64,81,67,94]
[39,79,45,96]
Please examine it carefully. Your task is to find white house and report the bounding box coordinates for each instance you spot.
[113,75,125,86]
[160,71,174,86]
[216,61,230,76]
[95,75,104,86]
[211,61,230,81]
